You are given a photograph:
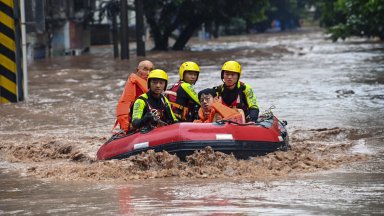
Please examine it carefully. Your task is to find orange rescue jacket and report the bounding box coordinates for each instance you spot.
[114,73,148,132]
[194,102,244,123]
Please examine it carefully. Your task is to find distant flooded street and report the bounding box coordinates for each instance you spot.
[1,28,383,215]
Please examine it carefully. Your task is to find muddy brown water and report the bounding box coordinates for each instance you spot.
[1,28,383,215]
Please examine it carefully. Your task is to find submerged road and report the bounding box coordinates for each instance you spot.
[0,28,383,215]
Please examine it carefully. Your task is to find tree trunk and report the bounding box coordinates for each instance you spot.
[151,29,169,50]
[145,14,171,50]
[111,13,119,58]
[155,37,169,50]
[212,21,220,38]
[172,20,203,50]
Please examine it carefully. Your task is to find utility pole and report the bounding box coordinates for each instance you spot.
[111,9,119,58]
[135,0,145,56]
[120,0,129,59]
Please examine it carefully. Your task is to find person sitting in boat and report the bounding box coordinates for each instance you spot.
[214,60,259,123]
[165,61,201,122]
[194,88,245,123]
[114,60,154,133]
[131,69,178,130]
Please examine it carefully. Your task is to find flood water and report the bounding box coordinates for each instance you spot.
[1,27,384,215]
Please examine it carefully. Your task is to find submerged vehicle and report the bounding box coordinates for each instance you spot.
[97,111,289,160]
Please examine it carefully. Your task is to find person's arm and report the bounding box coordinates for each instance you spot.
[131,99,153,128]
[180,83,201,120]
[243,83,260,122]
[180,82,200,105]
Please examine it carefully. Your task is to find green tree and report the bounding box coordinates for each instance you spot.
[309,0,384,41]
[329,0,384,41]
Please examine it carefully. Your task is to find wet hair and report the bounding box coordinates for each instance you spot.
[198,88,216,100]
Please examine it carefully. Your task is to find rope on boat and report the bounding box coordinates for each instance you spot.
[215,119,266,127]
[260,105,288,126]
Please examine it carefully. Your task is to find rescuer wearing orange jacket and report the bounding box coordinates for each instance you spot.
[114,60,154,132]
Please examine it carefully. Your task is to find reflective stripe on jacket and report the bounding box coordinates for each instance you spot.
[132,92,178,126]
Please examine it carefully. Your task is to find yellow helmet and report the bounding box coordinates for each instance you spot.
[221,60,241,79]
[179,61,200,82]
[147,69,168,90]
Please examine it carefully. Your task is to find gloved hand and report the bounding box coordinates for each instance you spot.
[142,111,155,124]
[132,112,155,129]
[247,108,259,123]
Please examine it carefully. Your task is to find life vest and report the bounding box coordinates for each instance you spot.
[165,81,199,121]
[216,82,248,112]
[165,81,180,104]
[114,73,148,132]
[195,108,216,123]
[194,102,245,123]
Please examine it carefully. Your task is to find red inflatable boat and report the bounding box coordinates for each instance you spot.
[97,114,289,160]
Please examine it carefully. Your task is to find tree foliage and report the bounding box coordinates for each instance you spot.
[142,0,268,50]
[311,0,384,41]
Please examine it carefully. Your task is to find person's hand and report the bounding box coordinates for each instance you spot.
[142,112,155,123]
[132,112,155,129]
